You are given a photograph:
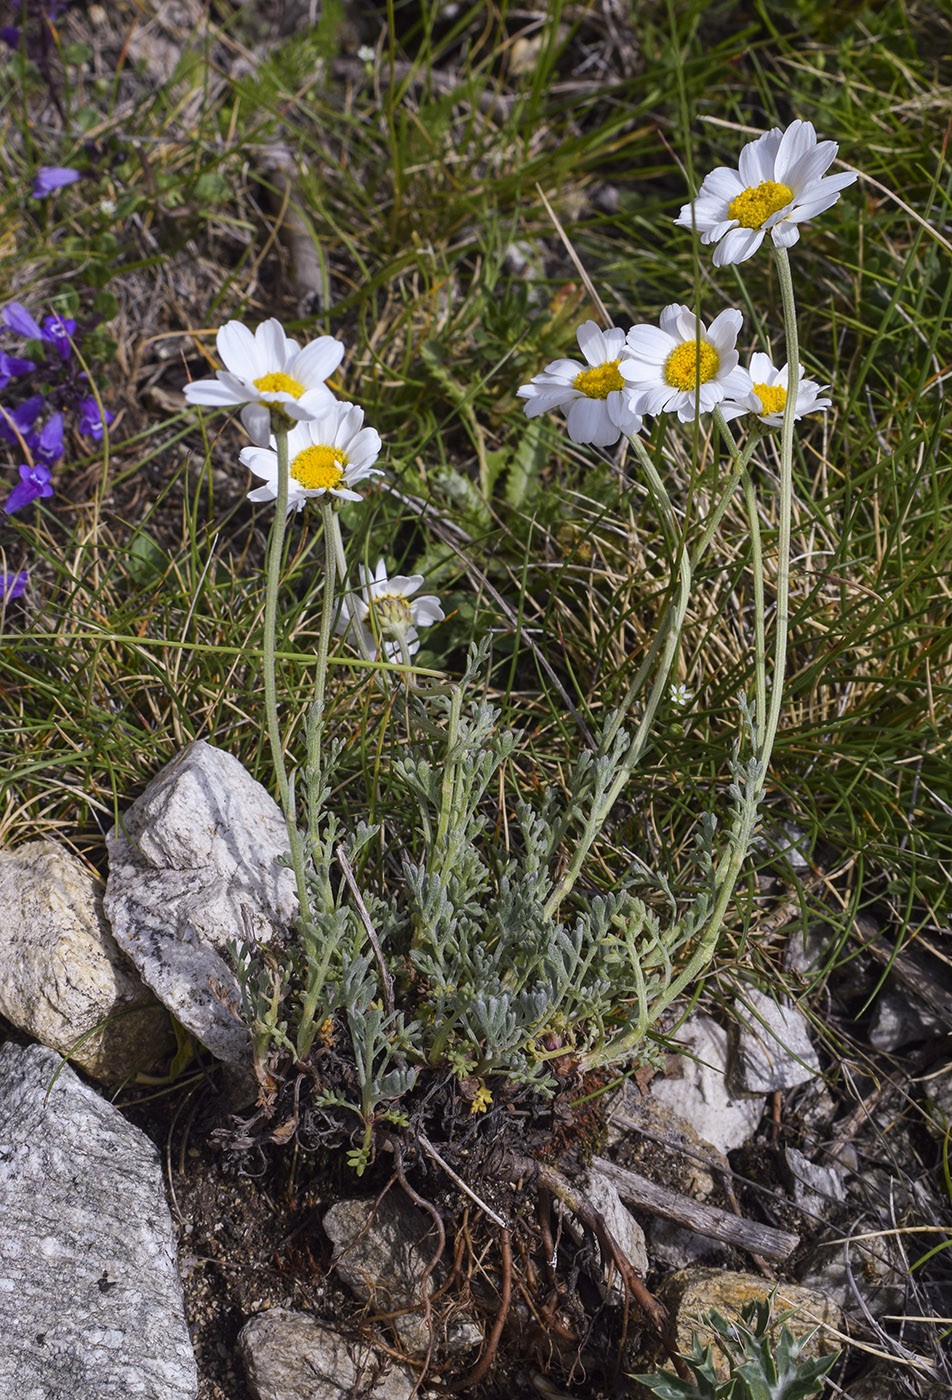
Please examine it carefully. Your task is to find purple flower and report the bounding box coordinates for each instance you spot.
[1,27,20,50]
[0,351,35,389]
[3,303,43,339]
[1,570,28,600]
[35,412,64,466]
[32,166,81,199]
[0,396,44,445]
[41,312,76,360]
[78,396,113,441]
[4,463,54,514]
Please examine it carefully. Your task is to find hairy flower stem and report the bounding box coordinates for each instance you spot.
[543,437,690,921]
[713,406,767,740]
[262,420,311,917]
[650,255,801,1007]
[306,499,340,902]
[764,245,799,766]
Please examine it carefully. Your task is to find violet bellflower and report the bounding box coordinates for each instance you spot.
[0,351,35,389]
[78,397,113,440]
[32,166,81,199]
[3,303,43,340]
[41,312,76,360]
[1,571,29,600]
[34,413,65,466]
[3,463,53,514]
[0,396,44,445]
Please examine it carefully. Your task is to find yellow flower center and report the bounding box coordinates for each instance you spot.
[727,180,794,229]
[572,360,625,399]
[291,444,347,490]
[253,371,305,398]
[754,382,787,415]
[373,592,414,630]
[664,340,720,391]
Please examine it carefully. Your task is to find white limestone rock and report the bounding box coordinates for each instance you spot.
[649,1015,763,1155]
[732,986,820,1094]
[104,740,298,1070]
[239,1308,415,1400]
[0,839,173,1081]
[0,1041,198,1399]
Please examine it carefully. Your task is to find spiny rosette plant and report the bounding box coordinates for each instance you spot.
[183,117,856,1169]
[633,1295,839,1400]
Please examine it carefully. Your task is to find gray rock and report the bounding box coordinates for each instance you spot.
[0,1042,198,1399]
[868,987,944,1051]
[782,1146,847,1221]
[0,840,173,1081]
[797,1233,908,1319]
[732,986,820,1094]
[645,1218,736,1271]
[239,1308,415,1400]
[105,740,298,1069]
[650,1015,763,1155]
[783,925,829,979]
[324,1195,441,1354]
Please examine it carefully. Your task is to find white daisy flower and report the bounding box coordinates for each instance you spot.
[720,352,832,427]
[240,403,383,513]
[517,320,643,447]
[337,559,445,661]
[184,317,343,443]
[620,304,752,421]
[675,119,857,267]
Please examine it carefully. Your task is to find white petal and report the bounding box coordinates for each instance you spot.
[624,326,673,365]
[544,357,584,380]
[659,303,689,337]
[247,483,277,503]
[184,377,242,406]
[706,308,743,352]
[747,352,776,382]
[601,328,627,358]
[413,599,444,626]
[606,391,643,436]
[770,221,801,248]
[701,166,745,202]
[774,120,815,180]
[576,320,606,364]
[241,402,272,444]
[217,321,257,376]
[565,397,615,445]
[290,336,345,384]
[713,227,764,266]
[738,128,782,185]
[254,318,290,369]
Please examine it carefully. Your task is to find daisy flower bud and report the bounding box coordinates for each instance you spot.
[517,320,643,447]
[676,120,857,267]
[184,317,343,440]
[240,402,383,514]
[621,304,752,421]
[337,560,445,662]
